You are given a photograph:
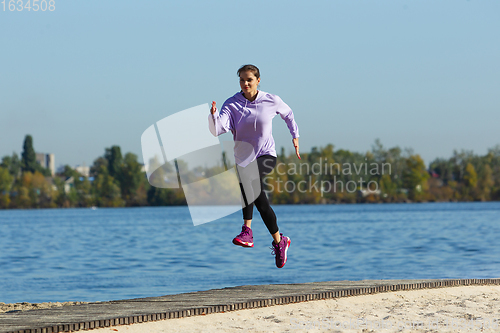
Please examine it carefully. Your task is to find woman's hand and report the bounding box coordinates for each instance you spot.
[293,138,300,159]
[210,101,217,114]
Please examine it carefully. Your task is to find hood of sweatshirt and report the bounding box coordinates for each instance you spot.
[233,90,264,103]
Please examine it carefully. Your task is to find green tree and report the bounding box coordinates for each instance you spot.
[477,164,494,201]
[76,177,94,207]
[90,156,108,177]
[105,146,123,179]
[59,165,80,179]
[9,153,21,177]
[147,186,185,206]
[0,156,11,170]
[429,158,456,184]
[120,153,143,205]
[402,154,429,201]
[379,174,397,202]
[1,154,21,177]
[21,135,37,173]
[0,166,14,192]
[36,164,52,177]
[52,176,69,208]
[92,165,124,207]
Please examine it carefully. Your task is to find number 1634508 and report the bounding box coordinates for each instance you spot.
[2,0,55,11]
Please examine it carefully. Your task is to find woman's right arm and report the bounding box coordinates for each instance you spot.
[208,101,231,136]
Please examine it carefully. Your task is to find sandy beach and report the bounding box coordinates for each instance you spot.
[85,285,500,333]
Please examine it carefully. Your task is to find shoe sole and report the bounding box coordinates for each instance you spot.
[277,237,291,268]
[233,238,254,247]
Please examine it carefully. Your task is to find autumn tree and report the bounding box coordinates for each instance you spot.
[402,154,429,201]
[0,167,13,208]
[462,163,478,201]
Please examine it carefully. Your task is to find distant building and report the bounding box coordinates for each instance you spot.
[359,188,381,197]
[64,176,74,193]
[35,153,55,176]
[74,165,90,177]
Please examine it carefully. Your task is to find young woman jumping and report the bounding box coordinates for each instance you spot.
[208,64,300,268]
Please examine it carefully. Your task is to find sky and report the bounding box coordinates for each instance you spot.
[1,0,499,169]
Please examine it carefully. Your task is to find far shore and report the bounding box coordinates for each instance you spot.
[1,201,499,212]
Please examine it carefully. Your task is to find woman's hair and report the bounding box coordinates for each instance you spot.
[237,64,260,79]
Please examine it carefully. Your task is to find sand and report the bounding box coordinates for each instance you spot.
[86,285,500,332]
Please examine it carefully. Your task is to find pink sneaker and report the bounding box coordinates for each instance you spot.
[232,225,254,247]
[271,233,290,268]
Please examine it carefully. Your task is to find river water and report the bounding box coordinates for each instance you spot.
[0,202,499,303]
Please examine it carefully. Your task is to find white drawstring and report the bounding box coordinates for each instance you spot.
[254,97,258,131]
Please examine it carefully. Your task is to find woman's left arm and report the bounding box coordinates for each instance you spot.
[276,96,300,159]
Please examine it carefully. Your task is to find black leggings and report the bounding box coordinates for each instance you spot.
[239,155,278,235]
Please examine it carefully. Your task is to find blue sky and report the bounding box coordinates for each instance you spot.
[1,0,499,169]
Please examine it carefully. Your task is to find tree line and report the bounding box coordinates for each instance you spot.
[0,136,499,209]
[0,135,185,208]
[265,140,500,204]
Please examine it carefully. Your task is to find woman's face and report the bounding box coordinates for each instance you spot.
[239,71,260,95]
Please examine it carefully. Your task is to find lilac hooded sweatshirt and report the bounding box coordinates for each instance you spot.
[208,90,299,167]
